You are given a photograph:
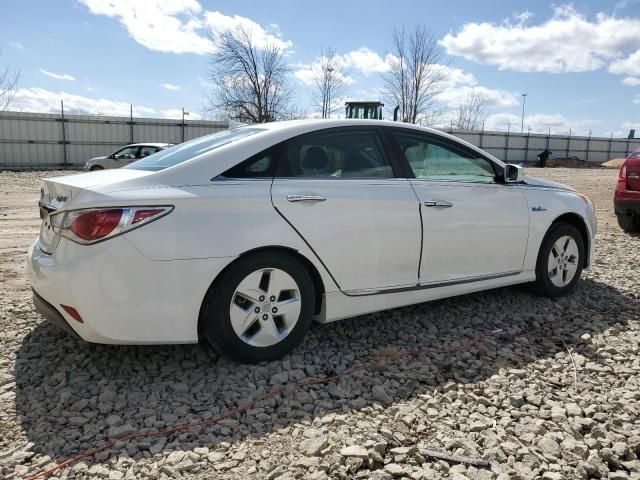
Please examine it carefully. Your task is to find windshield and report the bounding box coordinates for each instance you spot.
[125,127,264,171]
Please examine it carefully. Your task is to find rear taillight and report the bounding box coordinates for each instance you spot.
[51,206,173,245]
[619,162,627,181]
[70,209,123,241]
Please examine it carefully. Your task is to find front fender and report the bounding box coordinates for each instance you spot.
[521,188,596,271]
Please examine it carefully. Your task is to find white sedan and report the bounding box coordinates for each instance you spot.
[29,120,596,362]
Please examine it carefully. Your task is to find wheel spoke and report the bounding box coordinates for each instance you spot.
[266,269,298,299]
[552,240,564,258]
[564,261,578,279]
[565,240,580,262]
[250,317,282,347]
[274,298,301,326]
[230,302,259,337]
[235,270,267,303]
[547,251,558,276]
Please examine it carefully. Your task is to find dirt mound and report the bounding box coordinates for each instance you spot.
[546,156,596,168]
[601,158,626,168]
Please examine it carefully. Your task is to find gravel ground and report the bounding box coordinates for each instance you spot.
[0,168,638,480]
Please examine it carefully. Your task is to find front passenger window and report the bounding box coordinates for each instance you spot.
[393,132,496,183]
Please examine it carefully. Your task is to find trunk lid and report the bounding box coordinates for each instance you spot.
[38,169,152,253]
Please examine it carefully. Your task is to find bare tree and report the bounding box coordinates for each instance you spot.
[454,89,487,130]
[312,47,348,118]
[0,47,20,111]
[383,26,445,124]
[205,28,293,123]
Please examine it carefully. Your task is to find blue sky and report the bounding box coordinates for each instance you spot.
[2,0,639,136]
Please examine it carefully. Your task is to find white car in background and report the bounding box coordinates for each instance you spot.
[84,143,171,171]
[29,120,596,363]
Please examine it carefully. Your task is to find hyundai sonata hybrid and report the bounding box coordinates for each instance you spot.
[29,120,596,362]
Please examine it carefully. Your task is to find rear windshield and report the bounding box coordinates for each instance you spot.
[125,127,264,172]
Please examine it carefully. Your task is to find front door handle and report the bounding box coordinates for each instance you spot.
[424,200,453,208]
[287,194,327,203]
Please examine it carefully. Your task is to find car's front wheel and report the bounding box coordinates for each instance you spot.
[89,165,104,171]
[533,223,585,297]
[200,252,315,363]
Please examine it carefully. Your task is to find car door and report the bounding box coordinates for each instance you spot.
[271,127,421,293]
[139,146,160,159]
[388,128,530,285]
[110,146,141,168]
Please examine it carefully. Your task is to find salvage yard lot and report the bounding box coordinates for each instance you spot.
[0,168,638,479]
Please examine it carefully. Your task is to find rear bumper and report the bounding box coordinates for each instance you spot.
[32,289,79,338]
[614,190,640,217]
[27,237,233,345]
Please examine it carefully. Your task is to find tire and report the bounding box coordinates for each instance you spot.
[533,223,585,297]
[617,212,640,233]
[200,251,315,363]
[90,165,104,171]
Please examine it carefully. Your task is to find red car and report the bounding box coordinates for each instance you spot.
[615,149,640,232]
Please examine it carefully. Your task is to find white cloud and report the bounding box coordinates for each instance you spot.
[293,48,391,88]
[634,94,640,104]
[437,85,519,109]
[293,57,355,87]
[79,0,291,54]
[336,48,395,75]
[294,51,518,117]
[484,112,596,134]
[441,6,640,73]
[623,76,640,86]
[432,65,519,109]
[203,11,292,51]
[161,83,180,90]
[609,49,640,78]
[9,41,25,50]
[39,69,76,81]
[9,87,156,116]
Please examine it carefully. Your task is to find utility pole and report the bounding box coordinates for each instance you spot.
[520,93,527,133]
[181,107,189,142]
[60,100,68,167]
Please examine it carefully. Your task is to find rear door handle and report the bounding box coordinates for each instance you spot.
[424,200,453,208]
[287,194,327,203]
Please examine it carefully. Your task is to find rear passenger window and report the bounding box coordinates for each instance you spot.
[221,147,278,178]
[279,129,393,178]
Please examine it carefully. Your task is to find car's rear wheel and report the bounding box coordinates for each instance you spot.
[533,223,584,297]
[90,165,104,171]
[617,212,640,232]
[200,252,314,363]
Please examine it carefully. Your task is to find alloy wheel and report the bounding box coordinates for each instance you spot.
[547,235,580,288]
[229,268,302,347]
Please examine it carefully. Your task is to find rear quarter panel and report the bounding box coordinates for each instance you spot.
[114,181,340,292]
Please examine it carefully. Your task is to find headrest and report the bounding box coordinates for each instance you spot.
[302,146,329,171]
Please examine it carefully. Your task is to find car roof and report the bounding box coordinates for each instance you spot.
[253,118,439,132]
[124,143,171,148]
[241,119,500,164]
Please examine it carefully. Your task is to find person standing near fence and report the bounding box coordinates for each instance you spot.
[537,149,552,168]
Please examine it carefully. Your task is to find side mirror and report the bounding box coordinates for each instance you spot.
[504,164,524,183]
